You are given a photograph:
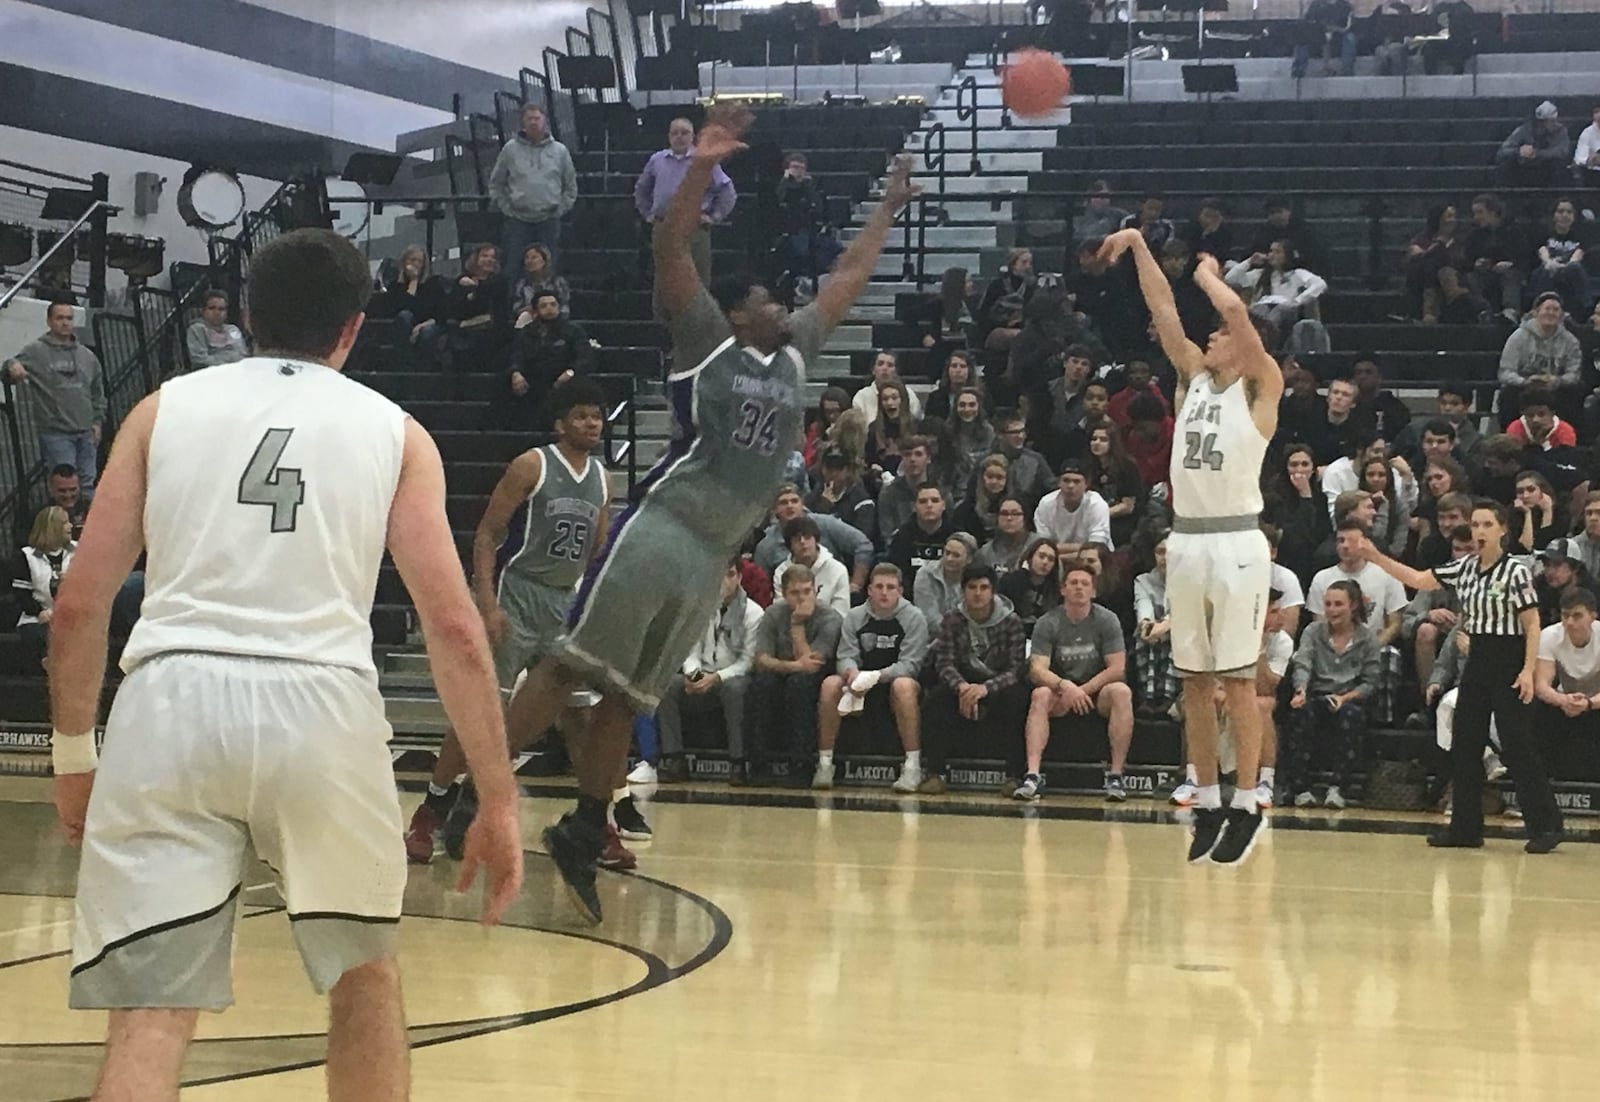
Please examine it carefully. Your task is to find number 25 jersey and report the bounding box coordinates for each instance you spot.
[122,357,407,677]
[1170,371,1268,520]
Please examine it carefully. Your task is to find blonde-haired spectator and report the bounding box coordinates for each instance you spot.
[12,505,75,667]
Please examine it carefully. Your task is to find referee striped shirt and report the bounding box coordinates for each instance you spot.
[1431,554,1538,637]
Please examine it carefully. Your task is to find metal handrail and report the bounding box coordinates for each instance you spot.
[954,76,982,175]
[593,372,638,494]
[0,199,113,315]
[587,6,628,98]
[541,49,567,141]
[0,158,91,185]
[922,122,948,195]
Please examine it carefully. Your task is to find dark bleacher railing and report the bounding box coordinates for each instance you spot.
[0,159,111,309]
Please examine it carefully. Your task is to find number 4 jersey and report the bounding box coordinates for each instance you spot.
[1170,371,1268,520]
[122,358,407,677]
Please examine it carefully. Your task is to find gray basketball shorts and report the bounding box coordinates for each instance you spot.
[558,504,726,713]
[70,653,406,1011]
[493,578,575,692]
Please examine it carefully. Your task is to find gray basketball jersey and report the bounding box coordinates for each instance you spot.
[499,445,608,593]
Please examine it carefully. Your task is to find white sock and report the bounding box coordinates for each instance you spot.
[819,749,834,767]
[1259,767,1276,787]
[613,786,630,804]
[1231,787,1259,813]
[905,750,922,770]
[427,782,452,798]
[1197,784,1223,810]
[1185,763,1198,784]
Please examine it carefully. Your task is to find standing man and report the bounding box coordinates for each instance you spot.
[490,103,578,270]
[635,116,738,317]
[1103,229,1281,865]
[47,228,522,1100]
[5,298,106,497]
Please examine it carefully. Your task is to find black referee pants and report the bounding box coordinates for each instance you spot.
[1448,638,1563,841]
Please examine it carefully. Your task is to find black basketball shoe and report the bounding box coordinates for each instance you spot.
[543,814,604,926]
[1209,808,1265,866]
[1187,807,1226,863]
[441,780,478,861]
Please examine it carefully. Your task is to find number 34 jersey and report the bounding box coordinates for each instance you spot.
[122,358,407,678]
[1170,371,1268,520]
[497,445,608,595]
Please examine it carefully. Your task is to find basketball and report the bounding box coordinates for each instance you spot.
[1002,49,1070,117]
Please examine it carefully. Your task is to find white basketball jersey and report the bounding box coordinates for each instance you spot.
[1170,372,1267,519]
[121,357,407,676]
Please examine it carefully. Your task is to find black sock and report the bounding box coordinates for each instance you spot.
[423,783,458,814]
[575,794,608,833]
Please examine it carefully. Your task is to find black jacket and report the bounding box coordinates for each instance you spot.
[510,318,594,392]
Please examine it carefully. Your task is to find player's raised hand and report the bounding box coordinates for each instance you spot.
[1194,254,1222,281]
[695,105,754,165]
[1097,228,1144,264]
[457,799,524,926]
[881,156,922,215]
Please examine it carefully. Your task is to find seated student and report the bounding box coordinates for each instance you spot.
[925,565,1030,794]
[655,560,765,783]
[1018,562,1135,802]
[805,446,877,543]
[1133,531,1176,720]
[953,454,1012,544]
[1534,537,1594,628]
[913,533,979,626]
[12,505,75,670]
[886,484,958,595]
[1282,579,1380,809]
[745,565,844,786]
[755,484,873,591]
[998,536,1062,635]
[813,565,931,794]
[1309,518,1407,722]
[773,516,852,618]
[1533,587,1600,782]
[1402,524,1474,711]
[978,497,1033,576]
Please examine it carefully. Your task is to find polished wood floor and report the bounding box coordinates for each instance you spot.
[2,774,1598,1100]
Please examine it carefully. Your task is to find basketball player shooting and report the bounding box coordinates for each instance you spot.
[1101,230,1282,865]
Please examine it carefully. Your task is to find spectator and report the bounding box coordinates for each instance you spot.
[953,454,1011,543]
[1020,562,1135,800]
[984,412,1055,506]
[1042,344,1098,463]
[4,298,105,496]
[1416,490,1473,568]
[803,386,851,468]
[1404,203,1465,322]
[1182,197,1240,265]
[1246,196,1329,276]
[1034,459,1113,552]
[1507,383,1578,451]
[876,435,938,545]
[978,249,1036,352]
[368,246,448,355]
[1528,198,1594,320]
[1310,520,1406,722]
[865,378,918,477]
[924,350,980,422]
[914,533,979,624]
[1393,386,1481,470]
[979,497,1033,575]
[1264,444,1332,588]
[1276,358,1326,450]
[636,116,738,316]
[1436,265,1490,325]
[1266,526,1309,640]
[1305,378,1368,469]
[926,564,1031,793]
[814,564,931,793]
[1084,422,1142,548]
[1476,433,1526,505]
[1067,237,1144,359]
[1073,179,1128,245]
[947,387,995,476]
[1321,431,1409,520]
[443,243,513,370]
[774,516,852,618]
[1123,392,1174,493]
[887,484,958,593]
[1224,239,1329,355]
[490,103,577,269]
[184,290,248,369]
[1512,469,1568,554]
[1534,537,1594,627]
[1133,531,1176,719]
[1497,100,1573,191]
[1419,0,1478,76]
[755,485,873,590]
[775,152,840,287]
[851,350,924,421]
[506,290,593,429]
[1107,360,1169,427]
[1282,579,1379,809]
[745,565,843,785]
[998,536,1062,633]
[46,463,89,539]
[920,268,978,360]
[655,561,763,784]
[805,446,876,542]
[1292,0,1358,78]
[1351,357,1412,443]
[1533,587,1600,781]
[511,244,571,322]
[1463,193,1527,323]
[1500,293,1584,405]
[1404,524,1474,700]
[1576,104,1600,191]
[12,504,74,669]
[1363,455,1414,558]
[1159,237,1218,347]
[1571,491,1600,578]
[1119,193,1175,251]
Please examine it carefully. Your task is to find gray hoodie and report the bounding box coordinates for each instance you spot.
[1291,620,1380,699]
[837,597,929,680]
[1499,316,1582,387]
[943,592,1022,687]
[14,332,106,434]
[489,133,578,223]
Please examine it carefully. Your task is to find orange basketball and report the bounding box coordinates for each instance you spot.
[1002,49,1071,117]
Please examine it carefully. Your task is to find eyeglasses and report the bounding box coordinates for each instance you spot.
[998,509,1025,517]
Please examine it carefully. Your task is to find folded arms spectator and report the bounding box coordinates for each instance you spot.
[185,291,248,369]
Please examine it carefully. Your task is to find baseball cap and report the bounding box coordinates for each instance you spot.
[1058,458,1086,477]
[821,446,848,467]
[1539,537,1579,564]
[1535,100,1558,120]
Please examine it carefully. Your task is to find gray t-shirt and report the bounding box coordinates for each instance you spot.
[1030,604,1125,683]
[753,601,843,662]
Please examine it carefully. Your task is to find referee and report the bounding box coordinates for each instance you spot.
[1357,499,1563,852]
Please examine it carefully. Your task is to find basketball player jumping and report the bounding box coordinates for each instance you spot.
[1102,229,1281,865]
[48,229,523,1100]
[510,106,921,924]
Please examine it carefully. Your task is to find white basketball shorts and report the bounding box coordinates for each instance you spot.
[70,652,406,1010]
[1166,526,1271,678]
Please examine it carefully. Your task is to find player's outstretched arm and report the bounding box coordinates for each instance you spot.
[388,418,523,923]
[1357,533,1439,593]
[653,105,752,321]
[814,156,922,332]
[472,449,544,634]
[1100,229,1203,381]
[1192,255,1283,404]
[48,394,156,841]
